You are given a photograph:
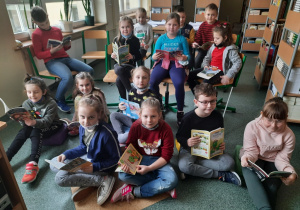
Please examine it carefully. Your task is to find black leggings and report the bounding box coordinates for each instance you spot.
[6,124,62,163]
[114,64,135,99]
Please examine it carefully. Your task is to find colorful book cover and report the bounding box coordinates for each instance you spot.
[156,49,182,61]
[120,97,140,120]
[197,67,221,80]
[112,42,129,64]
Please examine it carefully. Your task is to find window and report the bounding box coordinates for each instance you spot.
[119,0,141,15]
[5,0,94,40]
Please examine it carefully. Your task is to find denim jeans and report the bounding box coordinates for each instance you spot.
[118,156,178,197]
[45,57,94,102]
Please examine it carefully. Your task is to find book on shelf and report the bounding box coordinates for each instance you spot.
[156,49,183,61]
[247,160,292,181]
[120,97,140,120]
[152,7,161,14]
[47,36,71,48]
[191,128,224,159]
[115,143,143,175]
[45,157,92,172]
[112,42,130,64]
[197,67,221,80]
[162,8,171,14]
[196,8,205,15]
[249,10,260,15]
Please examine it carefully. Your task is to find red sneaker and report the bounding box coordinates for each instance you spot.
[21,163,39,184]
[110,184,134,203]
[168,188,177,199]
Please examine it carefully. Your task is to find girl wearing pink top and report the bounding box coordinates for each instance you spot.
[241,97,297,210]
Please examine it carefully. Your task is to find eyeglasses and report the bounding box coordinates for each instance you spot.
[197,100,217,105]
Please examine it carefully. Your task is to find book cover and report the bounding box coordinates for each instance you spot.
[197,67,221,80]
[115,143,143,175]
[6,107,41,122]
[45,157,92,172]
[120,97,140,120]
[247,160,292,181]
[112,42,130,64]
[47,36,71,48]
[59,118,80,129]
[156,50,182,61]
[191,128,224,159]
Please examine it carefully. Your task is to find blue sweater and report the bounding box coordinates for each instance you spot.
[63,121,121,173]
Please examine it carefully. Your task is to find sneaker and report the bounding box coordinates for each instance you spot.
[168,188,177,199]
[97,175,115,205]
[57,101,71,112]
[218,171,242,186]
[21,163,39,184]
[177,111,184,127]
[68,129,79,136]
[71,186,95,202]
[111,184,134,203]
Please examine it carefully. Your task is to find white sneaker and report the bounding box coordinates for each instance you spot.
[97,175,115,205]
[71,186,95,202]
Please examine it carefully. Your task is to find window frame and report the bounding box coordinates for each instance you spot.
[119,0,141,15]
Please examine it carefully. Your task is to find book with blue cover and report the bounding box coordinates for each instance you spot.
[120,98,140,120]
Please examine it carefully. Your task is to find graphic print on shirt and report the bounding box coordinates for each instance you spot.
[163,42,180,52]
[138,139,161,155]
[136,30,147,49]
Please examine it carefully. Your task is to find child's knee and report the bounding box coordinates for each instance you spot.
[219,154,235,171]
[54,171,68,186]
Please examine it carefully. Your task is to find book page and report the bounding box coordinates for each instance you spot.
[209,128,224,158]
[197,67,221,80]
[191,129,211,159]
[47,39,62,48]
[112,42,120,64]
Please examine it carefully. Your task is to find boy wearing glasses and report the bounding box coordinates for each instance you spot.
[176,83,241,185]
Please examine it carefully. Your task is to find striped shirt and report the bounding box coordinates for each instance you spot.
[195,21,220,46]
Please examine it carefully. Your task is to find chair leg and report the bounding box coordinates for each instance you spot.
[216,87,235,117]
[163,83,177,113]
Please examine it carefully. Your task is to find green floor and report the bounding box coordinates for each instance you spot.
[0,53,300,210]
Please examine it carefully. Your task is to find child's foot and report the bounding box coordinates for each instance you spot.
[168,188,177,198]
[218,171,242,186]
[177,111,184,127]
[97,175,115,205]
[111,184,134,203]
[71,186,95,202]
[21,162,39,184]
[57,101,71,113]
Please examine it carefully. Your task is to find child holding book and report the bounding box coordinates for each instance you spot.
[176,83,241,185]
[110,66,161,145]
[6,75,63,184]
[134,7,153,64]
[111,97,178,202]
[50,94,121,205]
[112,16,142,99]
[192,3,220,69]
[30,6,94,112]
[150,12,190,125]
[187,22,242,94]
[240,97,297,210]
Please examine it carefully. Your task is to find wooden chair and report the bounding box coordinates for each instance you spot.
[26,46,77,103]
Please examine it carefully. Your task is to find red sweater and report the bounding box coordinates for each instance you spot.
[195,21,220,46]
[126,119,174,162]
[32,27,70,63]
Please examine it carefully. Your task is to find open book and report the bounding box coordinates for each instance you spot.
[6,107,41,121]
[191,128,224,159]
[195,41,213,50]
[47,36,71,48]
[45,157,92,172]
[156,50,182,61]
[59,118,80,130]
[120,98,140,120]
[247,160,292,182]
[197,67,221,80]
[112,42,129,64]
[115,144,143,175]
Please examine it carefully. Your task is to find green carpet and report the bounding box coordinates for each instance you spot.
[1,53,300,210]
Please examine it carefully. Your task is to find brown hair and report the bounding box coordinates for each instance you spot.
[72,72,95,98]
[206,3,219,12]
[176,7,185,13]
[136,7,147,17]
[140,97,161,115]
[131,66,150,78]
[117,16,134,44]
[213,22,233,47]
[166,12,180,25]
[31,6,47,23]
[194,83,217,100]
[78,94,108,122]
[261,97,288,120]
[24,74,51,97]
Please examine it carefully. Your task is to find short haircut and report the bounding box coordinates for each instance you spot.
[206,3,218,12]
[31,6,47,22]
[136,7,147,16]
[262,97,288,120]
[176,6,185,13]
[166,12,180,25]
[194,83,217,100]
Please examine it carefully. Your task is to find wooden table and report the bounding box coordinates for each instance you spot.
[153,25,166,35]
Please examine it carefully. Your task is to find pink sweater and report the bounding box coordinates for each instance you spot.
[241,115,296,173]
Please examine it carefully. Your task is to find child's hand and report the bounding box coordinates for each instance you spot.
[50,44,63,54]
[111,52,117,59]
[192,42,200,49]
[282,173,297,186]
[81,163,93,173]
[176,54,187,61]
[57,154,66,163]
[152,52,162,60]
[241,156,250,167]
[220,75,231,85]
[24,118,36,127]
[219,142,225,151]
[64,40,71,47]
[136,165,150,175]
[119,102,126,110]
[144,44,149,50]
[187,137,201,147]
[125,53,133,60]
[121,164,131,173]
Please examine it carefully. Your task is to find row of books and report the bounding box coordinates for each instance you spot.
[246,38,263,44]
[286,31,299,48]
[269,23,284,43]
[249,10,269,15]
[248,25,265,30]
[151,7,171,14]
[276,57,289,76]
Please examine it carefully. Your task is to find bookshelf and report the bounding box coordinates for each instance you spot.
[254,0,289,88]
[194,0,221,22]
[265,4,300,123]
[150,0,173,21]
[241,0,271,52]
